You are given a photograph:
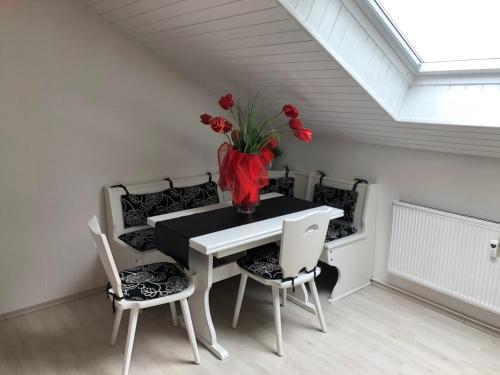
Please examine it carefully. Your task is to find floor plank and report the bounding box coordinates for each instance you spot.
[1,274,500,375]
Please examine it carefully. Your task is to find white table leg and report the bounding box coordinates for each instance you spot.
[188,250,229,361]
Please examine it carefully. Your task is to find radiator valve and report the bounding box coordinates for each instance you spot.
[490,240,499,258]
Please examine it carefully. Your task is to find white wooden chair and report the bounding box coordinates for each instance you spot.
[232,209,331,356]
[88,216,200,375]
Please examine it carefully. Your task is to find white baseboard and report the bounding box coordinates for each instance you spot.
[0,286,104,322]
[371,279,500,338]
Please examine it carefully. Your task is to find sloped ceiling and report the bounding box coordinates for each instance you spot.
[80,0,500,158]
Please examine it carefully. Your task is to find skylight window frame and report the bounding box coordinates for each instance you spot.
[358,0,500,75]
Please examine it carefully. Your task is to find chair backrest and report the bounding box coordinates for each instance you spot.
[87,216,123,298]
[279,209,331,278]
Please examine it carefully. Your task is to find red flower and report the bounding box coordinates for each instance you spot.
[223,120,232,133]
[289,118,302,130]
[210,116,227,133]
[282,104,299,118]
[294,128,312,143]
[200,113,212,125]
[266,138,279,149]
[218,93,234,110]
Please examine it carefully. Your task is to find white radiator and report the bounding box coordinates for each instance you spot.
[388,201,500,314]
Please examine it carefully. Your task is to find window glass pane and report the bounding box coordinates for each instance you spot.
[377,0,500,63]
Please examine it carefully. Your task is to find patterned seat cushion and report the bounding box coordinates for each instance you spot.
[260,177,295,197]
[325,221,358,242]
[237,244,283,280]
[108,262,189,301]
[121,181,219,228]
[119,228,156,251]
[313,184,358,223]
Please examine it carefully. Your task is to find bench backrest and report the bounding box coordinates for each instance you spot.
[261,169,313,198]
[305,173,369,230]
[260,171,295,197]
[104,172,222,240]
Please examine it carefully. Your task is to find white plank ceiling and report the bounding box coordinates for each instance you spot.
[80,0,500,158]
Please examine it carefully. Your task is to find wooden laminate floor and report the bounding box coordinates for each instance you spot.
[1,274,500,375]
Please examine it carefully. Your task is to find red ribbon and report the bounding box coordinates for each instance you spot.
[218,142,274,207]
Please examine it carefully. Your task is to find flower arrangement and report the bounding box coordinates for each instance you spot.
[200,93,312,213]
[200,93,312,152]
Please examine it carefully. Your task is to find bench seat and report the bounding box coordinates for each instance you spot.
[325,221,358,242]
[118,228,157,252]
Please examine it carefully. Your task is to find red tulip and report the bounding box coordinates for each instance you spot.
[282,104,299,118]
[218,93,234,110]
[200,113,212,125]
[294,128,312,143]
[210,116,227,133]
[223,120,232,133]
[289,118,302,130]
[266,138,279,149]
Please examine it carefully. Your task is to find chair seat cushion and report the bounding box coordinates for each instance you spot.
[325,221,358,242]
[118,228,156,251]
[108,262,189,301]
[237,244,283,280]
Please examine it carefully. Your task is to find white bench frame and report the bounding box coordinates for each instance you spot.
[103,171,223,267]
[304,172,378,303]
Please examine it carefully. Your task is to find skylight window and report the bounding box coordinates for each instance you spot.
[373,0,500,71]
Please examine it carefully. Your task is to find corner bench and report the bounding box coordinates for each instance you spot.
[305,172,377,303]
[104,172,222,267]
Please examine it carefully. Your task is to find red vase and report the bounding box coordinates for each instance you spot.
[217,142,271,214]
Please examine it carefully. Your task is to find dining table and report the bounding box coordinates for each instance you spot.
[147,193,343,360]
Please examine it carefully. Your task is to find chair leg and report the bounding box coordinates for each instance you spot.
[271,286,284,357]
[232,273,248,329]
[169,302,179,326]
[122,309,139,375]
[110,308,123,346]
[308,279,327,333]
[180,298,201,365]
[281,288,287,307]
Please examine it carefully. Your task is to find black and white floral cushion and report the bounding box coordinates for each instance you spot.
[118,228,156,251]
[325,221,358,242]
[313,184,358,223]
[121,189,182,228]
[260,177,295,197]
[168,181,220,209]
[107,262,189,301]
[237,244,283,280]
[121,181,219,228]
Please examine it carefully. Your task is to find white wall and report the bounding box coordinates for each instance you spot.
[0,0,220,315]
[281,137,500,328]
